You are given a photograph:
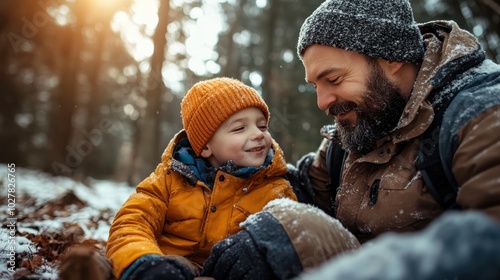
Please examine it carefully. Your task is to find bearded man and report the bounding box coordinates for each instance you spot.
[200,0,500,279]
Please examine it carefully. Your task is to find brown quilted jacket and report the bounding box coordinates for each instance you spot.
[307,21,500,243]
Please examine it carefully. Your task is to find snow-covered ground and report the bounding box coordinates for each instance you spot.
[0,164,134,279]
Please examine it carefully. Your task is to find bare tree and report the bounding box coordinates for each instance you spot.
[47,0,89,176]
[131,0,170,184]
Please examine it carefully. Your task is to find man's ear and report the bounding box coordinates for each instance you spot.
[379,59,405,76]
[200,146,212,158]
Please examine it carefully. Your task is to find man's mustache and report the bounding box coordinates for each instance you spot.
[326,101,358,116]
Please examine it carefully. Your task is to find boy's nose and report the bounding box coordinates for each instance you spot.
[251,127,265,140]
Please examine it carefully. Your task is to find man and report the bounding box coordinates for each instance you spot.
[200,0,500,279]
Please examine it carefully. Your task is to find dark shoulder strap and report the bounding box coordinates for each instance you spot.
[325,140,346,216]
[417,91,460,210]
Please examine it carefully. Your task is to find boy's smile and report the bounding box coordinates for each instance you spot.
[201,107,272,168]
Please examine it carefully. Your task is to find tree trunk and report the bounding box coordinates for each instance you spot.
[0,0,23,165]
[131,0,170,185]
[81,10,116,178]
[221,0,246,77]
[46,0,88,176]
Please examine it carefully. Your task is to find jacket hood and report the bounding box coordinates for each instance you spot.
[396,20,485,139]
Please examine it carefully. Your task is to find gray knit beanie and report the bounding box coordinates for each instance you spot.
[297,0,425,62]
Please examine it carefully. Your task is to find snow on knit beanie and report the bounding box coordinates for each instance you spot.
[181,77,270,156]
[297,0,425,62]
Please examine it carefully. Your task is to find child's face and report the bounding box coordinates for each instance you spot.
[201,107,272,168]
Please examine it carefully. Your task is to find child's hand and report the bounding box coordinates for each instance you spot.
[164,255,200,276]
[125,255,196,280]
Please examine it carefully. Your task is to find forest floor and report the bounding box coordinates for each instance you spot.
[0,165,133,279]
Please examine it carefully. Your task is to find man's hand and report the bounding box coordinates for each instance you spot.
[201,230,276,280]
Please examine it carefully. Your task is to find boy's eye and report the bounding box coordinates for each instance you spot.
[259,125,268,131]
[231,126,244,132]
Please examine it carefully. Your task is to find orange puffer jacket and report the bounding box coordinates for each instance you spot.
[106,130,297,278]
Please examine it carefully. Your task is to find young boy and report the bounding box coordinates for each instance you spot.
[61,77,296,280]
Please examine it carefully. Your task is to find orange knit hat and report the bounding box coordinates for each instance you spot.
[181,77,270,156]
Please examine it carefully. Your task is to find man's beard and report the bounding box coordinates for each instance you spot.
[327,61,408,154]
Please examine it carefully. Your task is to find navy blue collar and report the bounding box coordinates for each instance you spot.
[172,138,273,188]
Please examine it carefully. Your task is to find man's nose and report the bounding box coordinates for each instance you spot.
[317,86,337,111]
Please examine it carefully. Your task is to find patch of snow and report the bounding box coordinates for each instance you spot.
[0,164,135,279]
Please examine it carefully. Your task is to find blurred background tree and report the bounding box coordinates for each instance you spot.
[0,0,498,185]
